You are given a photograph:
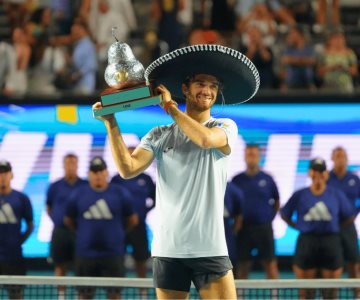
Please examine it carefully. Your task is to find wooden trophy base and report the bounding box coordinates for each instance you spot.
[93,83,161,117]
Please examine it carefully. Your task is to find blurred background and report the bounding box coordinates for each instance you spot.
[0,0,360,276]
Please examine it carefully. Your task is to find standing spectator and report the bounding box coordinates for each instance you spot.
[69,19,97,94]
[111,146,156,279]
[281,158,354,299]
[151,0,185,51]
[223,182,244,277]
[0,160,33,299]
[317,30,358,93]
[201,0,237,33]
[235,0,296,26]
[46,154,87,298]
[236,4,277,47]
[231,144,279,279]
[79,0,137,89]
[240,25,275,89]
[2,27,31,96]
[328,147,360,281]
[280,26,316,90]
[64,157,138,300]
[316,0,340,30]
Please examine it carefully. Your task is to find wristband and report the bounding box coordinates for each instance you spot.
[163,100,178,114]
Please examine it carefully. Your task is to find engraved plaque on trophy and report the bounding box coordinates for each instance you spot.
[93,28,161,117]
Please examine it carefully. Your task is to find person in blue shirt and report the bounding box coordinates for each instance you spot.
[64,156,138,300]
[0,160,33,299]
[280,26,316,90]
[46,154,87,287]
[281,158,355,299]
[223,182,244,276]
[328,147,360,281]
[231,144,279,279]
[111,146,155,279]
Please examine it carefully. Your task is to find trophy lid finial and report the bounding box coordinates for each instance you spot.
[112,26,119,42]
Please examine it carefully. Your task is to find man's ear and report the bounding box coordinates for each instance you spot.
[181,83,188,96]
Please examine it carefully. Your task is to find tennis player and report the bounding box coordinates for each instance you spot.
[93,45,259,299]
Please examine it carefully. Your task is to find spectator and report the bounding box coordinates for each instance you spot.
[231,144,280,279]
[240,25,275,89]
[79,0,137,89]
[69,19,97,94]
[235,0,296,26]
[64,157,138,299]
[281,158,354,299]
[236,3,277,47]
[327,147,360,282]
[79,0,137,44]
[25,7,68,94]
[316,0,340,30]
[223,182,244,277]
[2,27,31,96]
[111,146,156,279]
[46,154,87,298]
[280,26,316,90]
[0,160,34,299]
[201,0,236,33]
[317,30,358,93]
[151,0,185,51]
[188,28,225,46]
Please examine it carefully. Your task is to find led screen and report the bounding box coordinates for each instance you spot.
[0,103,359,257]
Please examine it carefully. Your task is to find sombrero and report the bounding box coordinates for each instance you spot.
[144,44,260,104]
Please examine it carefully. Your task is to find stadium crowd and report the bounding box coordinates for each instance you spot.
[0,0,359,97]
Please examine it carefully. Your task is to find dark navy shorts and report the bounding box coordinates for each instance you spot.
[294,233,343,270]
[50,226,75,264]
[153,256,233,292]
[340,223,359,263]
[237,223,276,261]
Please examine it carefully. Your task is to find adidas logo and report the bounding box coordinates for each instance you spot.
[83,199,113,220]
[0,203,18,224]
[303,201,332,222]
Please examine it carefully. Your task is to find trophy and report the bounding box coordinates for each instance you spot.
[93,28,161,117]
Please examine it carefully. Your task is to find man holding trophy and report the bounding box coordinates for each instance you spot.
[93,35,259,299]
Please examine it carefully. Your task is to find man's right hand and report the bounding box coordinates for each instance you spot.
[92,102,115,122]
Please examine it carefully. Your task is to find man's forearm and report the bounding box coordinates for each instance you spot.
[168,105,224,149]
[104,117,134,178]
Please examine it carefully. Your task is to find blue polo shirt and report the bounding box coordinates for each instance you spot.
[111,173,155,222]
[224,182,244,260]
[0,190,33,261]
[46,177,88,227]
[328,171,360,213]
[232,171,279,225]
[281,186,354,234]
[65,183,134,258]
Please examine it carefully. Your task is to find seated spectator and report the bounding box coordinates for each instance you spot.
[317,30,358,93]
[280,27,316,90]
[64,157,138,300]
[240,25,275,89]
[2,27,31,96]
[236,3,277,47]
[281,158,355,299]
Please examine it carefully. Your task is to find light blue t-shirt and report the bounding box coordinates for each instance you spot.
[140,117,238,257]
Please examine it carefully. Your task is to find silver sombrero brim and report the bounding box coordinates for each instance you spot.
[145,44,260,104]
